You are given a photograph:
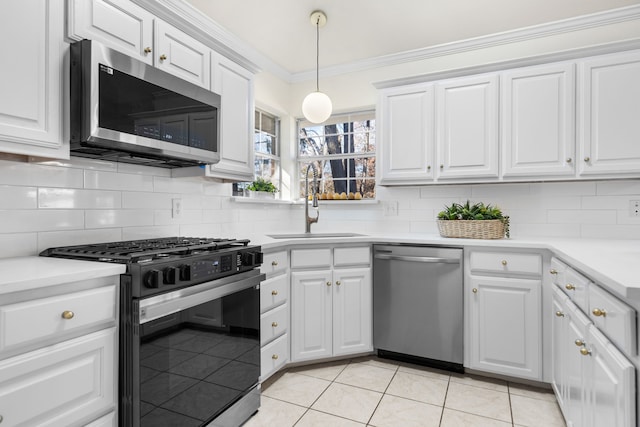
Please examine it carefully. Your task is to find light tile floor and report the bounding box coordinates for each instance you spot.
[244,356,566,427]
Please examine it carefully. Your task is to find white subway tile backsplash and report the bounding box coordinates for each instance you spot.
[153,176,204,194]
[203,182,232,196]
[582,195,637,210]
[117,162,172,177]
[0,233,37,258]
[38,228,122,253]
[121,226,180,240]
[38,188,122,209]
[0,160,83,188]
[471,183,531,198]
[0,185,37,209]
[0,210,84,233]
[547,209,617,225]
[35,157,118,172]
[419,185,472,199]
[512,223,581,238]
[85,209,154,229]
[581,224,640,239]
[180,223,222,237]
[154,209,203,226]
[85,170,154,192]
[122,191,175,209]
[596,180,640,196]
[530,181,596,196]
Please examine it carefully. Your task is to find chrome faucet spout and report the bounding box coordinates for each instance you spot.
[305,163,320,233]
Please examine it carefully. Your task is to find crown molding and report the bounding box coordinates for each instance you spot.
[291,4,640,83]
[132,2,640,84]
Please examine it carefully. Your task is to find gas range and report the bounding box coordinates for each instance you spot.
[40,236,264,298]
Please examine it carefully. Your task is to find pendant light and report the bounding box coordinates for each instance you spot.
[302,10,332,124]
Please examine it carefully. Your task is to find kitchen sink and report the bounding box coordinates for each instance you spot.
[267,232,365,239]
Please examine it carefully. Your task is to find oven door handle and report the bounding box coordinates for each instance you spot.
[139,270,265,324]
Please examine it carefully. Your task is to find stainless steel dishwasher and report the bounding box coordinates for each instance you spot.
[373,244,464,372]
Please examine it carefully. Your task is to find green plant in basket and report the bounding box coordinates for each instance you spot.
[246,177,278,193]
[437,200,510,237]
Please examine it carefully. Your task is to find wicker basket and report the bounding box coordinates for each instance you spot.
[437,219,506,239]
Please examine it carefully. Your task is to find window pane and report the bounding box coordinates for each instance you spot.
[254,132,274,155]
[254,156,280,182]
[299,121,375,156]
[262,114,276,135]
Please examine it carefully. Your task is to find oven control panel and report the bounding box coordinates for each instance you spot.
[132,246,263,297]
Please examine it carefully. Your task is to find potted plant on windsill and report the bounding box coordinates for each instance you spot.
[246,177,278,199]
[437,200,510,239]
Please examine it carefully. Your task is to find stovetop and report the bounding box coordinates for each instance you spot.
[39,236,250,264]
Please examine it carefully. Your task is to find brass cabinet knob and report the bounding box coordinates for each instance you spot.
[159,54,167,61]
[427,165,431,171]
[501,260,507,266]
[336,281,341,286]
[592,308,607,317]
[550,269,558,275]
[326,281,332,287]
[272,322,278,328]
[565,283,576,291]
[271,260,278,266]
[271,290,278,296]
[144,47,152,54]
[584,157,590,162]
[566,158,572,163]
[272,354,279,360]
[555,311,565,317]
[440,164,444,169]
[580,347,591,356]
[472,288,478,293]
[61,310,74,320]
[575,339,584,347]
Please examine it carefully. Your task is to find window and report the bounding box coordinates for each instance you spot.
[298,111,375,199]
[233,109,281,196]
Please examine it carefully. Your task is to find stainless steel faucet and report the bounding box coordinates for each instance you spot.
[305,163,319,233]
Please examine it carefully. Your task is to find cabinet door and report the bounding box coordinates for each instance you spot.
[0,328,116,427]
[333,268,372,356]
[378,84,435,184]
[468,276,541,379]
[501,63,575,177]
[584,325,636,427]
[67,0,154,64]
[206,54,255,181]
[436,74,499,180]
[551,287,568,408]
[291,271,332,362]
[563,298,591,427]
[578,50,640,176]
[0,0,65,158]
[155,20,210,89]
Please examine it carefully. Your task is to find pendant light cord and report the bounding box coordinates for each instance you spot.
[315,16,320,92]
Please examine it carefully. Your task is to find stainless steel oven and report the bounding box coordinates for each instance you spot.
[127,270,262,427]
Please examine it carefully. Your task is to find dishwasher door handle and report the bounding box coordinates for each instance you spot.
[374,253,460,264]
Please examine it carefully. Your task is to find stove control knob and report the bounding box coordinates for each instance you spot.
[163,267,179,284]
[144,269,162,288]
[242,251,263,267]
[179,264,191,281]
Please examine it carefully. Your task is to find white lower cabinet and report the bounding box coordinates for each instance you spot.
[467,276,542,379]
[290,246,372,363]
[0,328,116,427]
[552,286,635,427]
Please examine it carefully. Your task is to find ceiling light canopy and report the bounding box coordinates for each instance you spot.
[302,10,332,124]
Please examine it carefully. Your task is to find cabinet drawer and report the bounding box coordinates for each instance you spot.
[561,267,590,313]
[333,246,370,267]
[0,285,117,355]
[588,285,636,356]
[0,328,116,427]
[469,251,542,276]
[549,257,567,286]
[261,333,288,380]
[260,274,288,313]
[260,303,288,346]
[261,250,288,277]
[291,248,331,269]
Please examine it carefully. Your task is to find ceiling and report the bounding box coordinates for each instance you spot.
[185,0,638,77]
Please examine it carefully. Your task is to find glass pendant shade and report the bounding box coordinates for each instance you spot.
[302,91,332,124]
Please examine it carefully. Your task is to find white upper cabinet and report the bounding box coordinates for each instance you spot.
[154,20,210,89]
[0,0,66,158]
[578,50,640,176]
[501,62,575,177]
[378,84,435,184]
[67,0,154,64]
[436,74,499,180]
[205,54,255,181]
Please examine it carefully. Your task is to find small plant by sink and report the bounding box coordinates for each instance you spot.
[246,177,278,199]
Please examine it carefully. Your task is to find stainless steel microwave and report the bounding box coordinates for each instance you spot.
[70,39,221,168]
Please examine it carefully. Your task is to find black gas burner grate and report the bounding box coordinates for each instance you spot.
[39,236,250,263]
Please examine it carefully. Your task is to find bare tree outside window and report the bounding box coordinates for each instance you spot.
[298,111,375,199]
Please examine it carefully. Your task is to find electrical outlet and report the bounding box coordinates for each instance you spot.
[630,200,640,217]
[383,201,398,216]
[172,198,182,219]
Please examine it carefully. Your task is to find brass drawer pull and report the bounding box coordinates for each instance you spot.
[61,310,74,320]
[271,261,278,266]
[549,269,557,275]
[555,311,564,317]
[272,354,279,360]
[144,47,152,54]
[272,322,278,328]
[575,339,584,347]
[580,347,591,356]
[159,54,167,61]
[501,260,507,266]
[565,283,576,291]
[592,308,607,317]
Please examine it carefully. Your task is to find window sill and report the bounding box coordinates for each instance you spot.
[290,199,379,205]
[231,196,293,205]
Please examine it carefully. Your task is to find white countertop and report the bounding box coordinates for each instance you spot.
[246,232,640,302]
[0,257,126,295]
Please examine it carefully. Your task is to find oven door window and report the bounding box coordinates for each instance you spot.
[137,286,259,427]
